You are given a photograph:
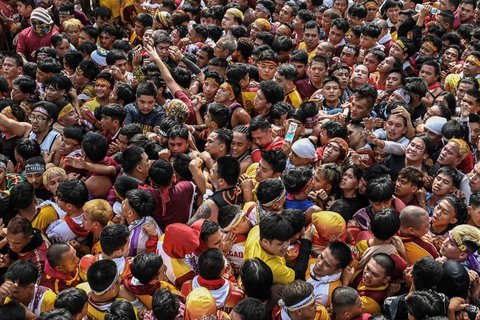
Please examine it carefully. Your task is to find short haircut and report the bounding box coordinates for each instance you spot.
[332,286,359,310]
[435,166,462,189]
[208,103,230,128]
[100,224,130,256]
[10,182,35,211]
[152,288,180,320]
[328,241,353,269]
[240,258,273,301]
[366,177,394,203]
[198,248,225,280]
[87,259,118,292]
[149,159,174,187]
[83,199,113,226]
[354,84,377,108]
[125,189,155,218]
[6,216,33,237]
[101,103,127,123]
[15,138,41,160]
[12,75,35,95]
[54,288,88,317]
[277,63,298,82]
[216,156,240,186]
[4,260,38,286]
[259,80,285,105]
[370,208,400,240]
[136,81,157,97]
[56,180,88,208]
[249,115,271,132]
[131,252,164,284]
[397,166,425,189]
[82,132,108,162]
[470,192,480,208]
[412,256,444,290]
[46,242,71,268]
[282,167,313,194]
[232,298,266,320]
[256,179,286,204]
[259,213,293,242]
[372,253,395,277]
[282,280,314,307]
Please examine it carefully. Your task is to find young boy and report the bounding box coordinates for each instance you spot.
[46,180,89,243]
[425,166,461,216]
[331,286,371,320]
[41,243,81,293]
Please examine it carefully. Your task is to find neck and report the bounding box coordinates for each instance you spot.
[311,79,322,89]
[405,158,423,169]
[342,189,356,198]
[371,237,391,246]
[431,223,448,234]
[108,125,120,136]
[377,73,387,85]
[18,207,36,221]
[293,192,308,200]
[468,218,480,228]
[35,129,51,141]
[68,209,83,218]
[397,193,414,206]
[90,292,116,303]
[96,96,109,105]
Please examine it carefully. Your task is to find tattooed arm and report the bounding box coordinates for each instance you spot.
[188,200,219,224]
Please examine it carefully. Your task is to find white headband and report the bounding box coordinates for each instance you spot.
[278,294,315,311]
[91,271,119,295]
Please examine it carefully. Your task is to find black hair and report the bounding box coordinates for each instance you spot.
[372,253,395,277]
[130,252,164,284]
[348,3,367,18]
[436,260,470,299]
[198,248,224,280]
[0,301,26,320]
[76,60,99,82]
[105,49,127,67]
[119,124,143,141]
[12,75,35,95]
[354,84,378,109]
[442,194,467,226]
[63,124,86,144]
[412,256,444,290]
[82,132,108,162]
[56,180,88,208]
[328,199,357,221]
[125,189,155,218]
[199,220,220,245]
[64,50,84,70]
[54,288,88,317]
[173,153,193,181]
[259,80,285,105]
[256,179,285,206]
[370,208,400,240]
[271,36,294,53]
[240,258,273,301]
[152,288,180,320]
[290,50,308,64]
[282,167,313,194]
[216,156,240,186]
[366,177,394,203]
[332,286,359,311]
[136,81,157,98]
[10,182,35,211]
[405,291,448,320]
[296,9,315,23]
[101,103,127,123]
[259,213,293,242]
[328,241,353,269]
[283,209,305,234]
[321,121,348,139]
[4,260,38,286]
[208,103,230,128]
[117,146,145,175]
[149,159,174,187]
[332,18,350,33]
[249,115,271,133]
[100,224,130,256]
[87,259,118,292]
[44,73,73,95]
[38,309,72,320]
[232,298,266,320]
[168,125,189,140]
[105,300,136,320]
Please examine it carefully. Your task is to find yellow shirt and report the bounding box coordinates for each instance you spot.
[444,73,480,94]
[82,97,102,113]
[285,89,303,109]
[5,286,56,316]
[297,42,318,61]
[100,0,120,20]
[32,205,59,233]
[244,226,295,285]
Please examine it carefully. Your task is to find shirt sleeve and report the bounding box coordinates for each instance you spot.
[124,105,133,125]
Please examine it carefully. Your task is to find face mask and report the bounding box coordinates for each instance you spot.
[32,23,52,36]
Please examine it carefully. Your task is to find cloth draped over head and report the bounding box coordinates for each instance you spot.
[311,211,347,252]
[162,223,200,259]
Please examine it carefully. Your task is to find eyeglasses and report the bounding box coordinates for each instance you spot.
[28,114,48,122]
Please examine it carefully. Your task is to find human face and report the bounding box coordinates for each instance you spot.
[386,6,400,24]
[44,172,64,196]
[389,43,406,60]
[347,125,363,149]
[340,168,358,191]
[440,234,464,260]
[258,60,277,81]
[370,198,392,213]
[363,53,380,73]
[471,122,480,147]
[55,38,70,59]
[405,137,427,163]
[289,150,310,167]
[278,5,293,23]
[137,95,156,115]
[6,232,31,253]
[59,245,80,274]
[253,89,270,114]
[438,142,461,167]
[2,57,21,79]
[419,64,438,85]
[385,72,402,93]
[442,47,460,65]
[95,81,112,100]
[332,69,350,89]
[304,27,320,51]
[333,0,348,14]
[250,128,272,148]
[168,137,188,156]
[377,57,396,74]
[10,84,28,103]
[205,132,224,159]
[395,175,418,197]
[432,173,454,197]
[261,238,289,256]
[328,26,345,46]
[419,42,437,58]
[16,1,31,17]
[468,203,480,227]
[196,50,210,68]
[214,82,233,104]
[100,115,116,132]
[462,93,480,115]
[250,22,262,40]
[459,2,475,21]
[291,62,307,79]
[156,42,170,61]
[359,35,376,51]
[221,13,237,30]
[463,56,480,77]
[322,80,341,104]
[78,31,94,45]
[373,147,387,164]
[308,61,327,84]
[313,247,341,277]
[351,65,369,85]
[45,85,65,103]
[385,114,406,141]
[432,199,458,229]
[256,158,275,182]
[350,97,371,120]
[206,229,223,248]
[59,135,80,156]
[114,59,128,76]
[65,27,80,45]
[203,78,220,101]
[231,132,251,158]
[26,170,44,190]
[99,32,115,50]
[468,163,480,193]
[457,82,474,102]
[322,141,341,163]
[363,259,390,287]
[29,110,51,134]
[340,47,357,66]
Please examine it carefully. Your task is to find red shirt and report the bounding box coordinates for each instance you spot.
[16,26,59,62]
[251,136,285,162]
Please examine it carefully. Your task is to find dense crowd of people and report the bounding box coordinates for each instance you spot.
[0,0,479,319]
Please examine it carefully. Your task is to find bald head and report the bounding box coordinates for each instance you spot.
[400,205,428,229]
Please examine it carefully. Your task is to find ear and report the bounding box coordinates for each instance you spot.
[411,185,418,193]
[383,276,391,285]
[468,206,473,217]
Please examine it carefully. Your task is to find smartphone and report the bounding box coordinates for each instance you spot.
[285,122,298,142]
